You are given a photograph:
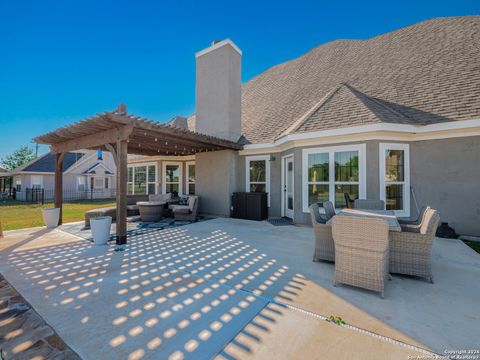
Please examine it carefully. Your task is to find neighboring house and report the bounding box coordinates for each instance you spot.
[126,16,480,236]
[0,150,116,201]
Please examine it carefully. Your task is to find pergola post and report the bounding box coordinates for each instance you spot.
[54,153,65,225]
[116,140,128,245]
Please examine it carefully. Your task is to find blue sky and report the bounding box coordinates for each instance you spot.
[0,0,478,159]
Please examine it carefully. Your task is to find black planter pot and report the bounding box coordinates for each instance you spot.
[436,222,458,239]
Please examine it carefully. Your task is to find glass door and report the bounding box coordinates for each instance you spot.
[284,156,294,219]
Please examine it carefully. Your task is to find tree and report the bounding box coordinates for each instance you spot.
[0,146,36,171]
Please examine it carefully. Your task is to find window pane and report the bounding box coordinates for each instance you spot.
[385,150,404,182]
[166,165,180,182]
[250,183,266,193]
[134,166,146,194]
[148,166,156,182]
[335,184,359,208]
[128,167,133,182]
[308,153,328,182]
[188,164,195,182]
[166,183,179,195]
[335,151,359,182]
[308,184,329,206]
[94,178,103,189]
[386,184,404,210]
[249,160,265,182]
[188,184,195,195]
[128,183,133,195]
[148,183,156,195]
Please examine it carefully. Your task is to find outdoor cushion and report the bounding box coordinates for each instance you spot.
[173,206,190,214]
[178,196,189,205]
[171,205,190,213]
[188,196,198,211]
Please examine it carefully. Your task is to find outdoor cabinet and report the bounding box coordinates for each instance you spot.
[231,192,268,221]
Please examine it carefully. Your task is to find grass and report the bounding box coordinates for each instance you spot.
[0,200,115,231]
[463,240,480,254]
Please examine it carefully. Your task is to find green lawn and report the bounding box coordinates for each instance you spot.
[463,240,480,254]
[0,200,115,231]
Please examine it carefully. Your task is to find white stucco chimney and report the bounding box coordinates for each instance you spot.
[195,39,242,142]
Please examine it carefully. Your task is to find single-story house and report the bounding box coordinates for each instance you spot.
[124,16,479,236]
[0,150,116,201]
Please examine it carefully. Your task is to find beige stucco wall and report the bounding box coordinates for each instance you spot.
[195,43,242,142]
[196,150,241,216]
[409,136,480,236]
[241,136,480,236]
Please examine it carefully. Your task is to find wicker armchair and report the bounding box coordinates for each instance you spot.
[354,199,385,210]
[332,216,390,298]
[389,208,440,283]
[344,193,355,209]
[309,204,334,262]
[398,206,430,225]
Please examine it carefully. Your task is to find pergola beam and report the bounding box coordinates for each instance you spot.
[115,140,128,245]
[49,125,134,154]
[34,107,244,245]
[54,152,65,225]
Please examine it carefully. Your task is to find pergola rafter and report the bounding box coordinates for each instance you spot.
[34,105,242,244]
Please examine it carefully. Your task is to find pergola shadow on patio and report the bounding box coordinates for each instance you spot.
[34,105,242,244]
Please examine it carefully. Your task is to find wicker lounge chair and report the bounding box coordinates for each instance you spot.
[389,208,440,283]
[332,216,390,298]
[309,204,334,262]
[354,199,385,210]
[170,196,199,221]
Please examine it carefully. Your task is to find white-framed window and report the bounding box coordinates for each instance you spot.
[186,161,195,195]
[93,177,104,189]
[379,143,410,217]
[245,155,271,206]
[162,161,182,196]
[77,176,86,192]
[128,163,157,195]
[31,175,43,189]
[15,178,22,192]
[302,144,366,212]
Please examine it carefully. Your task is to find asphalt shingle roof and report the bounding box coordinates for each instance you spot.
[238,16,480,143]
[23,152,85,173]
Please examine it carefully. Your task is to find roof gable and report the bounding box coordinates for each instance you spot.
[239,16,480,143]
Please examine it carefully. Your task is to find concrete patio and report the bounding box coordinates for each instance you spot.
[0,218,479,359]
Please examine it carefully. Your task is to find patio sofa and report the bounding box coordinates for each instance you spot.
[84,195,148,227]
[169,195,199,221]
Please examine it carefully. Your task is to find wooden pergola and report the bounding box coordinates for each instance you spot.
[34,105,243,244]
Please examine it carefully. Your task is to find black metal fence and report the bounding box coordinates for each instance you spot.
[0,188,116,206]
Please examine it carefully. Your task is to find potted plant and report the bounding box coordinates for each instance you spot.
[90,216,112,245]
[41,208,60,228]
